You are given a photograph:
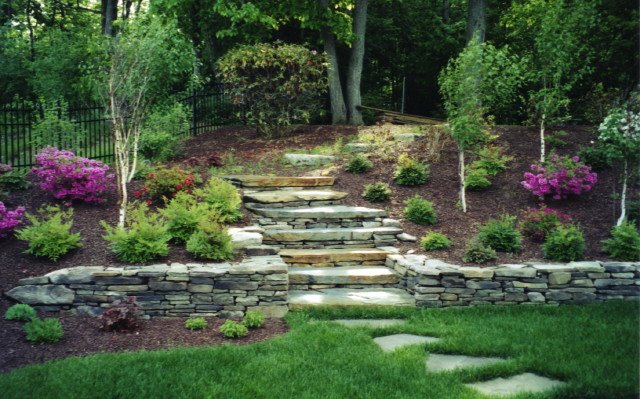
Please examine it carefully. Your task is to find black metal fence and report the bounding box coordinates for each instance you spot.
[0,88,237,168]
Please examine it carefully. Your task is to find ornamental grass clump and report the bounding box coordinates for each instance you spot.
[32,147,114,204]
[362,182,391,203]
[520,205,572,241]
[543,224,585,262]
[24,318,63,344]
[0,201,25,238]
[420,232,451,251]
[403,196,437,225]
[393,153,429,186]
[16,206,81,261]
[101,203,170,263]
[477,215,522,253]
[5,304,37,322]
[601,221,640,261]
[521,153,597,200]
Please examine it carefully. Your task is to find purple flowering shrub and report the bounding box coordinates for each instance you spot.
[521,154,597,200]
[520,205,572,241]
[32,148,115,204]
[0,201,25,238]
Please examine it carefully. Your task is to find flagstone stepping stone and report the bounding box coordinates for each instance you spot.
[284,154,337,166]
[426,353,507,372]
[250,205,387,219]
[223,175,335,188]
[344,142,373,153]
[289,288,415,308]
[243,190,348,204]
[332,319,407,328]
[289,266,399,285]
[374,334,440,352]
[265,226,403,242]
[280,248,391,265]
[465,372,566,396]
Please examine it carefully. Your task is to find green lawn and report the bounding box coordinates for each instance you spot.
[1,302,638,399]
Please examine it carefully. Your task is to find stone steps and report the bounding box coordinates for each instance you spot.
[224,175,334,188]
[289,266,400,286]
[289,288,416,308]
[249,205,387,220]
[243,189,348,205]
[280,248,390,266]
[263,226,402,248]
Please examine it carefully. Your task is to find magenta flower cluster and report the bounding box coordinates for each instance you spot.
[32,148,115,204]
[521,154,597,200]
[0,201,25,238]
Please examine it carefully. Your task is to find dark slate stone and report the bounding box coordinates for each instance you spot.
[148,281,187,291]
[214,281,259,290]
[94,277,144,285]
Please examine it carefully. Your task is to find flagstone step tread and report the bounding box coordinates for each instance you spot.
[374,334,441,352]
[289,267,399,285]
[280,248,390,264]
[250,205,387,219]
[265,227,403,242]
[223,175,334,188]
[465,373,566,396]
[243,190,348,204]
[426,354,508,373]
[331,319,407,328]
[289,288,416,307]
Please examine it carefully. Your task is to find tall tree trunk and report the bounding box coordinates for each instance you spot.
[346,0,368,125]
[466,0,486,43]
[317,0,347,124]
[101,0,117,36]
[25,0,35,61]
[443,0,450,23]
[617,160,628,226]
[459,150,467,212]
[540,113,546,163]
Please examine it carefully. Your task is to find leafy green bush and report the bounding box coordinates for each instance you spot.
[462,240,497,264]
[139,103,189,162]
[140,165,197,203]
[477,215,522,253]
[465,168,492,190]
[31,101,84,150]
[195,177,242,223]
[243,310,265,329]
[5,304,37,322]
[16,206,81,261]
[186,221,234,261]
[543,225,586,262]
[101,204,170,263]
[403,196,437,225]
[217,43,327,137]
[578,144,612,171]
[345,154,373,173]
[160,192,220,244]
[420,232,451,251]
[185,317,208,331]
[393,154,429,186]
[601,221,640,261]
[0,168,31,191]
[362,182,391,203]
[470,146,513,175]
[24,318,63,344]
[219,320,248,338]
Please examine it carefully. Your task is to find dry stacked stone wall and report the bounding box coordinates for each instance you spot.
[387,255,640,307]
[6,256,288,318]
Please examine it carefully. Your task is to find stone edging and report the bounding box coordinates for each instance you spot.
[6,256,289,318]
[386,255,640,307]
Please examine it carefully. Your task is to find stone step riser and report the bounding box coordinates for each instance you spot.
[223,175,335,188]
[246,200,344,209]
[248,205,387,220]
[290,284,399,290]
[289,288,416,308]
[279,248,391,268]
[257,219,384,230]
[286,261,387,268]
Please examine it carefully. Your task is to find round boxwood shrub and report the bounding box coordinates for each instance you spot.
[393,154,429,186]
[345,154,373,173]
[5,304,37,322]
[24,318,63,344]
[462,240,497,264]
[420,232,451,251]
[543,224,586,262]
[477,215,522,253]
[404,196,437,225]
[601,221,640,261]
[362,182,391,203]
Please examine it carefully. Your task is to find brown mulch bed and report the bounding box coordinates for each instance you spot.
[0,316,288,373]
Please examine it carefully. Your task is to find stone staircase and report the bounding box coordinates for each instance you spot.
[225,175,415,308]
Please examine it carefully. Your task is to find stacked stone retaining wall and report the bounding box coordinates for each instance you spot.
[387,255,640,307]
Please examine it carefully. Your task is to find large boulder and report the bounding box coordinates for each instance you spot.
[6,285,75,305]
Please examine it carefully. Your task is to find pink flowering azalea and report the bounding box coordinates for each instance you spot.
[521,154,597,200]
[32,148,115,204]
[0,201,25,238]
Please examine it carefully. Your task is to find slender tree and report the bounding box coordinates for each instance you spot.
[466,0,485,43]
[345,0,368,125]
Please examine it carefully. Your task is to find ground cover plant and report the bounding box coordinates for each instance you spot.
[420,232,451,251]
[0,303,636,398]
[16,206,81,261]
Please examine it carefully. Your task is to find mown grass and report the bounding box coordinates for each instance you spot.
[0,301,638,399]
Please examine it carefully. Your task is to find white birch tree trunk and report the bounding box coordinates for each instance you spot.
[459,150,467,213]
[617,159,628,226]
[540,113,546,163]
